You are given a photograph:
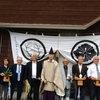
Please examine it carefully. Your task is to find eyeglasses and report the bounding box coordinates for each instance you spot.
[94,59,99,60]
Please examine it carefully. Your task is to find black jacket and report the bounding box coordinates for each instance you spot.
[24,61,42,84]
[11,64,25,82]
[72,64,88,79]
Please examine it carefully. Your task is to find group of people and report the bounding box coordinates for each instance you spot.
[0,47,100,100]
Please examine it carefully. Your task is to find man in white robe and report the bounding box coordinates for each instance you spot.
[41,47,64,100]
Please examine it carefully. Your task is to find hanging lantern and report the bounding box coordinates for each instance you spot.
[56,50,60,58]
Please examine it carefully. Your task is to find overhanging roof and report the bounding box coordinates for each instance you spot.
[0,17,100,30]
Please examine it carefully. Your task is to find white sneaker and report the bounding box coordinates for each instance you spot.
[66,97,69,100]
[60,97,64,100]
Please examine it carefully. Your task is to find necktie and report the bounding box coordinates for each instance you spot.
[96,64,100,78]
[17,66,20,81]
[64,67,68,78]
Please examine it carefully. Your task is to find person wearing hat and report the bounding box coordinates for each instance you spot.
[41,47,64,100]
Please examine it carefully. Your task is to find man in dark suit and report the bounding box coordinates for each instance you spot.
[25,53,42,100]
[72,56,87,100]
[10,57,25,100]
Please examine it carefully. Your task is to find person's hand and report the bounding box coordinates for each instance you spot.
[44,80,47,84]
[83,76,86,80]
[89,76,96,81]
[23,80,27,84]
[67,76,71,81]
[0,73,4,76]
[25,79,28,82]
[24,80,28,83]
[74,76,78,80]
[37,77,41,80]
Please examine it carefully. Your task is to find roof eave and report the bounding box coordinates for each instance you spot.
[0,17,99,30]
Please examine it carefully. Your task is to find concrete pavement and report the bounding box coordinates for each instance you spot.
[8,91,90,100]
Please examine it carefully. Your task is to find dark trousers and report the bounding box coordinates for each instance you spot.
[90,80,100,100]
[10,80,23,100]
[0,83,8,100]
[43,90,55,100]
[73,81,85,100]
[27,79,40,100]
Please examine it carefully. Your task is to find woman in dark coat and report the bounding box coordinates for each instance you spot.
[0,58,10,100]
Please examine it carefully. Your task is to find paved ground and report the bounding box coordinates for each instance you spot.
[7,91,91,100]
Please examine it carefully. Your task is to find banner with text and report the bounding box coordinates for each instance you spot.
[10,31,100,65]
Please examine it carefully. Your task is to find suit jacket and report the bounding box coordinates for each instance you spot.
[25,61,42,84]
[65,66,72,89]
[72,64,87,79]
[11,64,25,82]
[60,65,72,89]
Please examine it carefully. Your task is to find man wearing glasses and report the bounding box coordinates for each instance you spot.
[87,56,100,100]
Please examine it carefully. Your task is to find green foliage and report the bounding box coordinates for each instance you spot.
[4,68,12,75]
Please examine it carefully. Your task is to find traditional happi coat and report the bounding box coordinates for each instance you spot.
[41,59,65,96]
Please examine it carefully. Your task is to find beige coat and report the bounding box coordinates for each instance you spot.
[41,59,65,96]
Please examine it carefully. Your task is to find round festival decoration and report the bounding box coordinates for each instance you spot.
[20,38,46,61]
[71,40,99,65]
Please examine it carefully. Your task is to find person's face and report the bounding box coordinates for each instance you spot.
[4,59,9,65]
[17,58,22,65]
[78,56,84,65]
[93,56,99,64]
[63,59,69,67]
[31,55,37,62]
[48,54,54,60]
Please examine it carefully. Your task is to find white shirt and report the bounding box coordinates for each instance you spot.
[32,62,37,78]
[48,59,54,62]
[78,64,82,73]
[16,64,22,73]
[87,63,100,78]
[47,59,57,67]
